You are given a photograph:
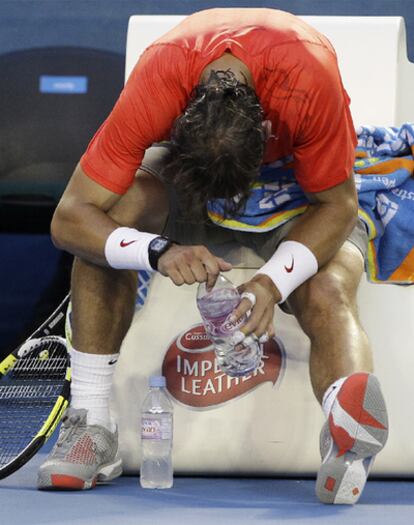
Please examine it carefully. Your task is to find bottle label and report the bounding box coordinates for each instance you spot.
[204,312,245,337]
[141,414,172,440]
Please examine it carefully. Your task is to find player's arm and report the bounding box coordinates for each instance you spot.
[233,175,358,339]
[50,45,185,267]
[260,173,358,304]
[250,174,358,301]
[52,44,233,282]
[284,174,358,267]
[232,48,358,339]
[51,163,124,265]
[51,164,232,285]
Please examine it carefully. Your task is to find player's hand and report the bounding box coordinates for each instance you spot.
[230,274,281,341]
[157,244,232,288]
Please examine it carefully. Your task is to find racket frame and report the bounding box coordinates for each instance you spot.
[0,295,71,479]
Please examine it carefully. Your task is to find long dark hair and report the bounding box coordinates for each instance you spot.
[163,69,265,221]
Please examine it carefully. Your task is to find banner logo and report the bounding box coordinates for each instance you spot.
[162,323,285,409]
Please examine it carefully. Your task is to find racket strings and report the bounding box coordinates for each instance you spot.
[0,383,62,400]
[0,339,69,468]
[12,338,67,380]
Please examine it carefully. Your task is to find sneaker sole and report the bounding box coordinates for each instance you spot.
[316,373,388,504]
[38,458,123,490]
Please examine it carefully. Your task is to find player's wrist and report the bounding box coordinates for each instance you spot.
[250,274,282,303]
[148,236,176,271]
[104,227,158,271]
[255,240,318,303]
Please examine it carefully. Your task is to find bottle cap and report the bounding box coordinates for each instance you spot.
[149,376,166,388]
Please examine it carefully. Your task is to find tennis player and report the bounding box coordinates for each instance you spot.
[38,8,388,503]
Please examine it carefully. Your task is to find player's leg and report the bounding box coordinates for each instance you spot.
[287,242,388,504]
[38,157,170,490]
[288,242,372,400]
[67,169,169,428]
[70,169,170,357]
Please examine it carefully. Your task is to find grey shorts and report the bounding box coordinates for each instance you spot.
[140,144,369,263]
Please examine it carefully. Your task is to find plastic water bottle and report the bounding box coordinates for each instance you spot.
[140,376,173,489]
[196,274,262,377]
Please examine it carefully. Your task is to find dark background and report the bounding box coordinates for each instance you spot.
[1,0,413,354]
[1,1,413,59]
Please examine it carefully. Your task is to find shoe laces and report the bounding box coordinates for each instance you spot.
[55,409,88,453]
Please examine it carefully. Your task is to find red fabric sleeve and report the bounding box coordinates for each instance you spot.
[80,44,191,194]
[293,48,357,194]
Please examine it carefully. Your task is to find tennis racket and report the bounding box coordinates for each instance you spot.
[0,294,71,479]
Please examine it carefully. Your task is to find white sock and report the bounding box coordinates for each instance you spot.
[70,346,118,432]
[322,376,348,419]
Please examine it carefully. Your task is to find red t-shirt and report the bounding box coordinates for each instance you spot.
[80,8,356,195]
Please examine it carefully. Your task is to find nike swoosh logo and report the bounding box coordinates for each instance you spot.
[120,239,137,247]
[284,256,294,273]
[108,359,118,365]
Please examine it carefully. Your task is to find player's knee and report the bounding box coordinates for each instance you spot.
[297,271,351,336]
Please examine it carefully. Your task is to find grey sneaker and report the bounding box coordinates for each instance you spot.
[38,408,122,490]
[316,373,388,504]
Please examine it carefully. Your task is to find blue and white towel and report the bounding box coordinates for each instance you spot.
[207,124,414,284]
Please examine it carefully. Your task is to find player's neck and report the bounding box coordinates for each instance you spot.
[200,52,254,88]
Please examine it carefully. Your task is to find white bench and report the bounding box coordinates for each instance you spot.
[125,15,414,128]
[114,15,414,476]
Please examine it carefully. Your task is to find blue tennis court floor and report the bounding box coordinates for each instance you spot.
[1,451,413,525]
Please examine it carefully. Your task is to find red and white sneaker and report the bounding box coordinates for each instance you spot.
[38,408,122,490]
[316,372,388,504]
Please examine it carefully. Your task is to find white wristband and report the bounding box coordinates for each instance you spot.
[104,227,158,271]
[255,240,318,303]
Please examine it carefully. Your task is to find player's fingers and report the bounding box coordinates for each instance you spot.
[206,271,219,291]
[200,258,221,291]
[217,257,232,272]
[240,292,256,308]
[167,267,185,286]
[252,306,273,339]
[202,257,220,278]
[231,322,274,346]
[190,259,208,283]
[177,263,196,285]
[267,321,275,339]
[230,295,256,324]
[241,301,269,337]
[258,332,269,344]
